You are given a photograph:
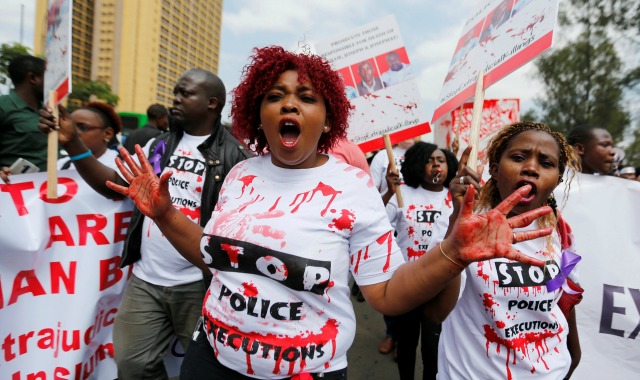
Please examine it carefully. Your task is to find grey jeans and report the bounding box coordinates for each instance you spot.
[113,274,205,380]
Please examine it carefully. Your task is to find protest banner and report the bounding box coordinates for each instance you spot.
[0,170,185,379]
[554,173,640,379]
[315,15,430,153]
[433,0,560,122]
[432,98,520,161]
[0,171,131,379]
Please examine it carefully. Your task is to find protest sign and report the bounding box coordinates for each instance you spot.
[44,0,72,104]
[433,0,559,122]
[432,98,519,160]
[316,15,430,153]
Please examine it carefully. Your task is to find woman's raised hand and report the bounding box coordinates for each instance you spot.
[449,146,483,211]
[106,145,174,219]
[38,104,78,145]
[446,185,553,267]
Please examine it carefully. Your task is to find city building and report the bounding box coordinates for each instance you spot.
[34,0,223,128]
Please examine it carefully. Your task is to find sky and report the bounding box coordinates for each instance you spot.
[0,0,547,127]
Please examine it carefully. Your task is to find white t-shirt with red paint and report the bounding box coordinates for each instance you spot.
[386,186,453,262]
[437,225,574,379]
[134,133,209,286]
[200,154,405,378]
[369,146,407,194]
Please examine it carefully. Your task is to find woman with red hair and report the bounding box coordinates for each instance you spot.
[106,46,554,379]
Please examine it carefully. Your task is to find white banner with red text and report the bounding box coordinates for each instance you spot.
[555,173,640,379]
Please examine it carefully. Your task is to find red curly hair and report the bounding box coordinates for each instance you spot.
[231,46,351,154]
[84,101,122,134]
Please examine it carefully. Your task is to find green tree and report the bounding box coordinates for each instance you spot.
[528,0,637,144]
[0,43,31,86]
[68,80,119,110]
[533,33,629,139]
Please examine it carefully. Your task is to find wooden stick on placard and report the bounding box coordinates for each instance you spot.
[467,71,485,169]
[46,90,58,199]
[383,134,403,208]
[451,105,463,156]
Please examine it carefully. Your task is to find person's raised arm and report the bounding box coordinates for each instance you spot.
[38,104,125,199]
[359,184,553,316]
[382,163,400,206]
[106,146,207,272]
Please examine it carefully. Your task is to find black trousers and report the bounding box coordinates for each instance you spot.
[180,324,348,380]
[394,308,441,380]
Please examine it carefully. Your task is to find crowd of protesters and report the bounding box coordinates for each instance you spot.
[1,51,638,380]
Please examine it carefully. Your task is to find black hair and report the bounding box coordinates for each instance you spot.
[567,124,606,146]
[401,142,458,188]
[146,103,168,120]
[8,55,45,85]
[183,68,226,113]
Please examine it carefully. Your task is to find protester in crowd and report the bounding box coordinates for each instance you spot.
[57,102,122,170]
[383,142,457,380]
[329,137,371,177]
[0,55,46,183]
[380,51,413,87]
[103,45,555,380]
[123,103,170,154]
[426,122,582,379]
[567,124,615,175]
[618,166,638,180]
[39,68,252,379]
[356,60,383,96]
[369,137,416,353]
[370,138,415,197]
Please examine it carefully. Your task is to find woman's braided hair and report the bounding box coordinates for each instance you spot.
[476,121,580,228]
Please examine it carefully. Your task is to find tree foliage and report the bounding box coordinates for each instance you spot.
[0,43,31,86]
[68,80,119,110]
[534,32,629,139]
[529,0,639,165]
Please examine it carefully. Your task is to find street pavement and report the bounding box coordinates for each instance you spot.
[347,292,423,380]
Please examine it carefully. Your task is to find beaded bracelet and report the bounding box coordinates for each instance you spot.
[68,150,92,161]
[439,242,465,269]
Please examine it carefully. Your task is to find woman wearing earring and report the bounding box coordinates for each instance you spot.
[57,102,122,170]
[426,122,583,379]
[104,47,558,379]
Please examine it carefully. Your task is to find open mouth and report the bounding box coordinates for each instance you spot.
[279,119,301,148]
[515,180,537,203]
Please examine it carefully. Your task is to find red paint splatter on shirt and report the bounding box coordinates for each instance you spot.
[242,282,258,297]
[252,225,285,240]
[204,311,340,376]
[482,293,499,317]
[290,182,342,216]
[238,175,257,198]
[220,243,244,268]
[406,247,425,262]
[483,322,564,380]
[328,209,355,232]
[377,231,394,272]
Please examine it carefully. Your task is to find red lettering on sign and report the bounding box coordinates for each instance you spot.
[46,216,75,249]
[0,181,35,216]
[39,177,78,204]
[77,214,109,245]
